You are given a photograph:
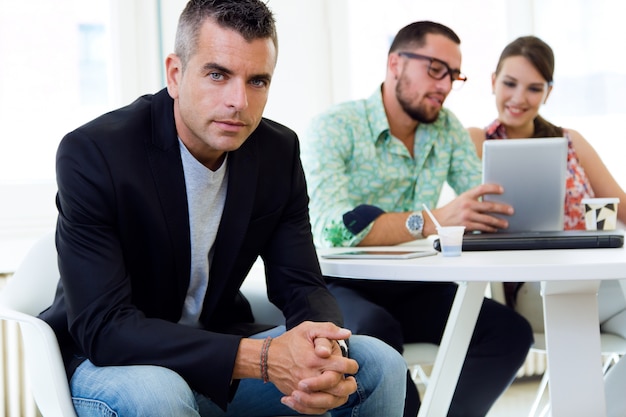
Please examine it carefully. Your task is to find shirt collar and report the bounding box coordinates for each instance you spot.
[364,85,392,144]
[364,85,451,145]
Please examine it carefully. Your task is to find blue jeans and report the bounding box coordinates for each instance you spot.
[69,329,406,417]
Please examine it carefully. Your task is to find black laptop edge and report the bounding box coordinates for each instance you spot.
[433,230,625,252]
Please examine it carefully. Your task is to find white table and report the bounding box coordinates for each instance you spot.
[318,243,626,417]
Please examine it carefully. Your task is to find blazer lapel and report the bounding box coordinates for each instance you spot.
[146,90,191,301]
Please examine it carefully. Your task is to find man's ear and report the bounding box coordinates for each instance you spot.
[165,53,182,99]
[388,53,401,81]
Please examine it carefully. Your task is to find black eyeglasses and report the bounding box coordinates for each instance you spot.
[398,51,468,89]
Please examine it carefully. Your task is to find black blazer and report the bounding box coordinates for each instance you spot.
[40,88,342,409]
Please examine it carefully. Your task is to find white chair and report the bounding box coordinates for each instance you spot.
[0,231,77,417]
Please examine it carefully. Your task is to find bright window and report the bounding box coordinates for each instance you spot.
[0,0,113,182]
[0,0,164,272]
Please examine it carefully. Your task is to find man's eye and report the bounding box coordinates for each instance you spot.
[209,72,224,81]
[250,79,268,88]
[430,66,447,76]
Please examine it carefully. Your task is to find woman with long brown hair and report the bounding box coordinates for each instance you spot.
[468,35,626,417]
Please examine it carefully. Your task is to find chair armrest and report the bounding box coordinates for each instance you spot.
[0,306,78,417]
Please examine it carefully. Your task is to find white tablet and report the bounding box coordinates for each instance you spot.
[482,137,567,232]
[321,250,438,259]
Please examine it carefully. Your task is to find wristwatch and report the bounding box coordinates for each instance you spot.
[405,211,424,238]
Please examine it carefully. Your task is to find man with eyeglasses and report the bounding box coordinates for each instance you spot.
[301,21,533,417]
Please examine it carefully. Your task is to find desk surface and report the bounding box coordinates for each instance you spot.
[318,244,626,282]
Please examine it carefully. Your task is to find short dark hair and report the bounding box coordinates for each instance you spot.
[174,0,277,69]
[388,21,461,54]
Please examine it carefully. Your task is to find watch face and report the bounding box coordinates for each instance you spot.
[408,213,424,232]
[409,214,424,231]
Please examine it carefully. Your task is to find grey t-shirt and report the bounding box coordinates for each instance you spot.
[177,139,228,327]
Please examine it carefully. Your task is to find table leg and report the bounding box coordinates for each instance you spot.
[541,279,605,417]
[417,281,487,417]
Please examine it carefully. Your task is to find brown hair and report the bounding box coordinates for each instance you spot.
[496,36,563,138]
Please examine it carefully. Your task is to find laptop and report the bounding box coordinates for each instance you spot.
[433,137,624,251]
[433,230,624,251]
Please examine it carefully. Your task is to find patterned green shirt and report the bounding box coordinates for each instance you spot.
[301,87,481,247]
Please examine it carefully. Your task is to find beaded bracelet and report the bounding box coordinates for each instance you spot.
[260,336,272,383]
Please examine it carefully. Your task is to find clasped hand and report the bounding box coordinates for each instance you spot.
[269,321,358,415]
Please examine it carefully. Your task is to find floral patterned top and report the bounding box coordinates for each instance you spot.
[484,120,594,230]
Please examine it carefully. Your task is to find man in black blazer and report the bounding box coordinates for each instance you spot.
[39,1,406,416]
